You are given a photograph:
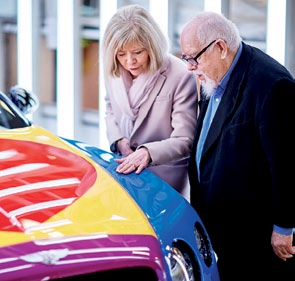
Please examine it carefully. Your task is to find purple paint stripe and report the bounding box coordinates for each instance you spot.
[0,234,167,280]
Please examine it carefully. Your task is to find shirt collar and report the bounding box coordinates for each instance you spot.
[215,43,243,95]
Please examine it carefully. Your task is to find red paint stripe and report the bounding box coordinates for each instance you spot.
[0,139,97,232]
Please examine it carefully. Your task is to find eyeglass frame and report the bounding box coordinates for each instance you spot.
[181,39,217,66]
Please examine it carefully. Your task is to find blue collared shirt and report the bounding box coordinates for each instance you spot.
[196,43,242,175]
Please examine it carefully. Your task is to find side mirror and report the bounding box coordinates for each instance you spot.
[7,85,39,115]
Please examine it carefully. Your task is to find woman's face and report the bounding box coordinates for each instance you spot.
[116,43,149,78]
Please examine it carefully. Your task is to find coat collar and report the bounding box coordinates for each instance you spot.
[131,57,170,134]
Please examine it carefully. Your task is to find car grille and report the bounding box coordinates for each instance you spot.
[53,267,159,280]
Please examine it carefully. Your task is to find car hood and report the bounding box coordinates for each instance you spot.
[0,125,156,240]
[0,126,166,280]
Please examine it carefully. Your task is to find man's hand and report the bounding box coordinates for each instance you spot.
[271,230,295,261]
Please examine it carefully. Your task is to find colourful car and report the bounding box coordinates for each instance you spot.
[0,89,220,281]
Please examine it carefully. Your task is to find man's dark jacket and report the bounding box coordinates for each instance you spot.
[188,42,295,279]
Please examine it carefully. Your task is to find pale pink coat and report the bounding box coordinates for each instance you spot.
[104,54,197,196]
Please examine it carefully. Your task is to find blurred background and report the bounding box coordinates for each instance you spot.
[0,0,294,150]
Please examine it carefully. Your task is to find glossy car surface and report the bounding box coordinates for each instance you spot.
[0,90,220,281]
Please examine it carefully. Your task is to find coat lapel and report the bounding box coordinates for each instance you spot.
[131,74,166,133]
[201,43,252,157]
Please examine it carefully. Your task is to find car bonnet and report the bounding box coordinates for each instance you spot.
[0,125,158,242]
[0,126,168,279]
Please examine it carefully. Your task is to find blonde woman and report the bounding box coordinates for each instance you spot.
[101,4,197,199]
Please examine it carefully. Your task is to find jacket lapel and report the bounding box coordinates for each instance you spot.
[131,74,166,133]
[201,43,252,157]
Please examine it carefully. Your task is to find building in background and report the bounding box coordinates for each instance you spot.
[0,0,294,148]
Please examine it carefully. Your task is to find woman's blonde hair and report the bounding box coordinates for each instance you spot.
[101,4,169,77]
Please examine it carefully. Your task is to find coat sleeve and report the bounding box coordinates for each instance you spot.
[104,80,125,148]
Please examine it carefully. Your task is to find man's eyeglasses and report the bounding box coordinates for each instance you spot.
[181,40,216,66]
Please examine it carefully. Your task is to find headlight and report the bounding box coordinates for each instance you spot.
[168,245,195,281]
[194,222,213,267]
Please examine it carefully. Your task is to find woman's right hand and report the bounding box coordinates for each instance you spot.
[115,147,151,175]
[117,138,134,156]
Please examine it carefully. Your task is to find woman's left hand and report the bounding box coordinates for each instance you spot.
[115,147,151,174]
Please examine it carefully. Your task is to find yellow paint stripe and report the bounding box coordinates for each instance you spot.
[0,126,157,246]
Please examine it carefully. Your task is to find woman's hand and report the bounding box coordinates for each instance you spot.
[116,138,133,156]
[115,147,151,174]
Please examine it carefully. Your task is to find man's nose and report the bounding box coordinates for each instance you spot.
[187,63,197,71]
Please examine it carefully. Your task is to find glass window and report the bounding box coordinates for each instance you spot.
[229,0,267,51]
